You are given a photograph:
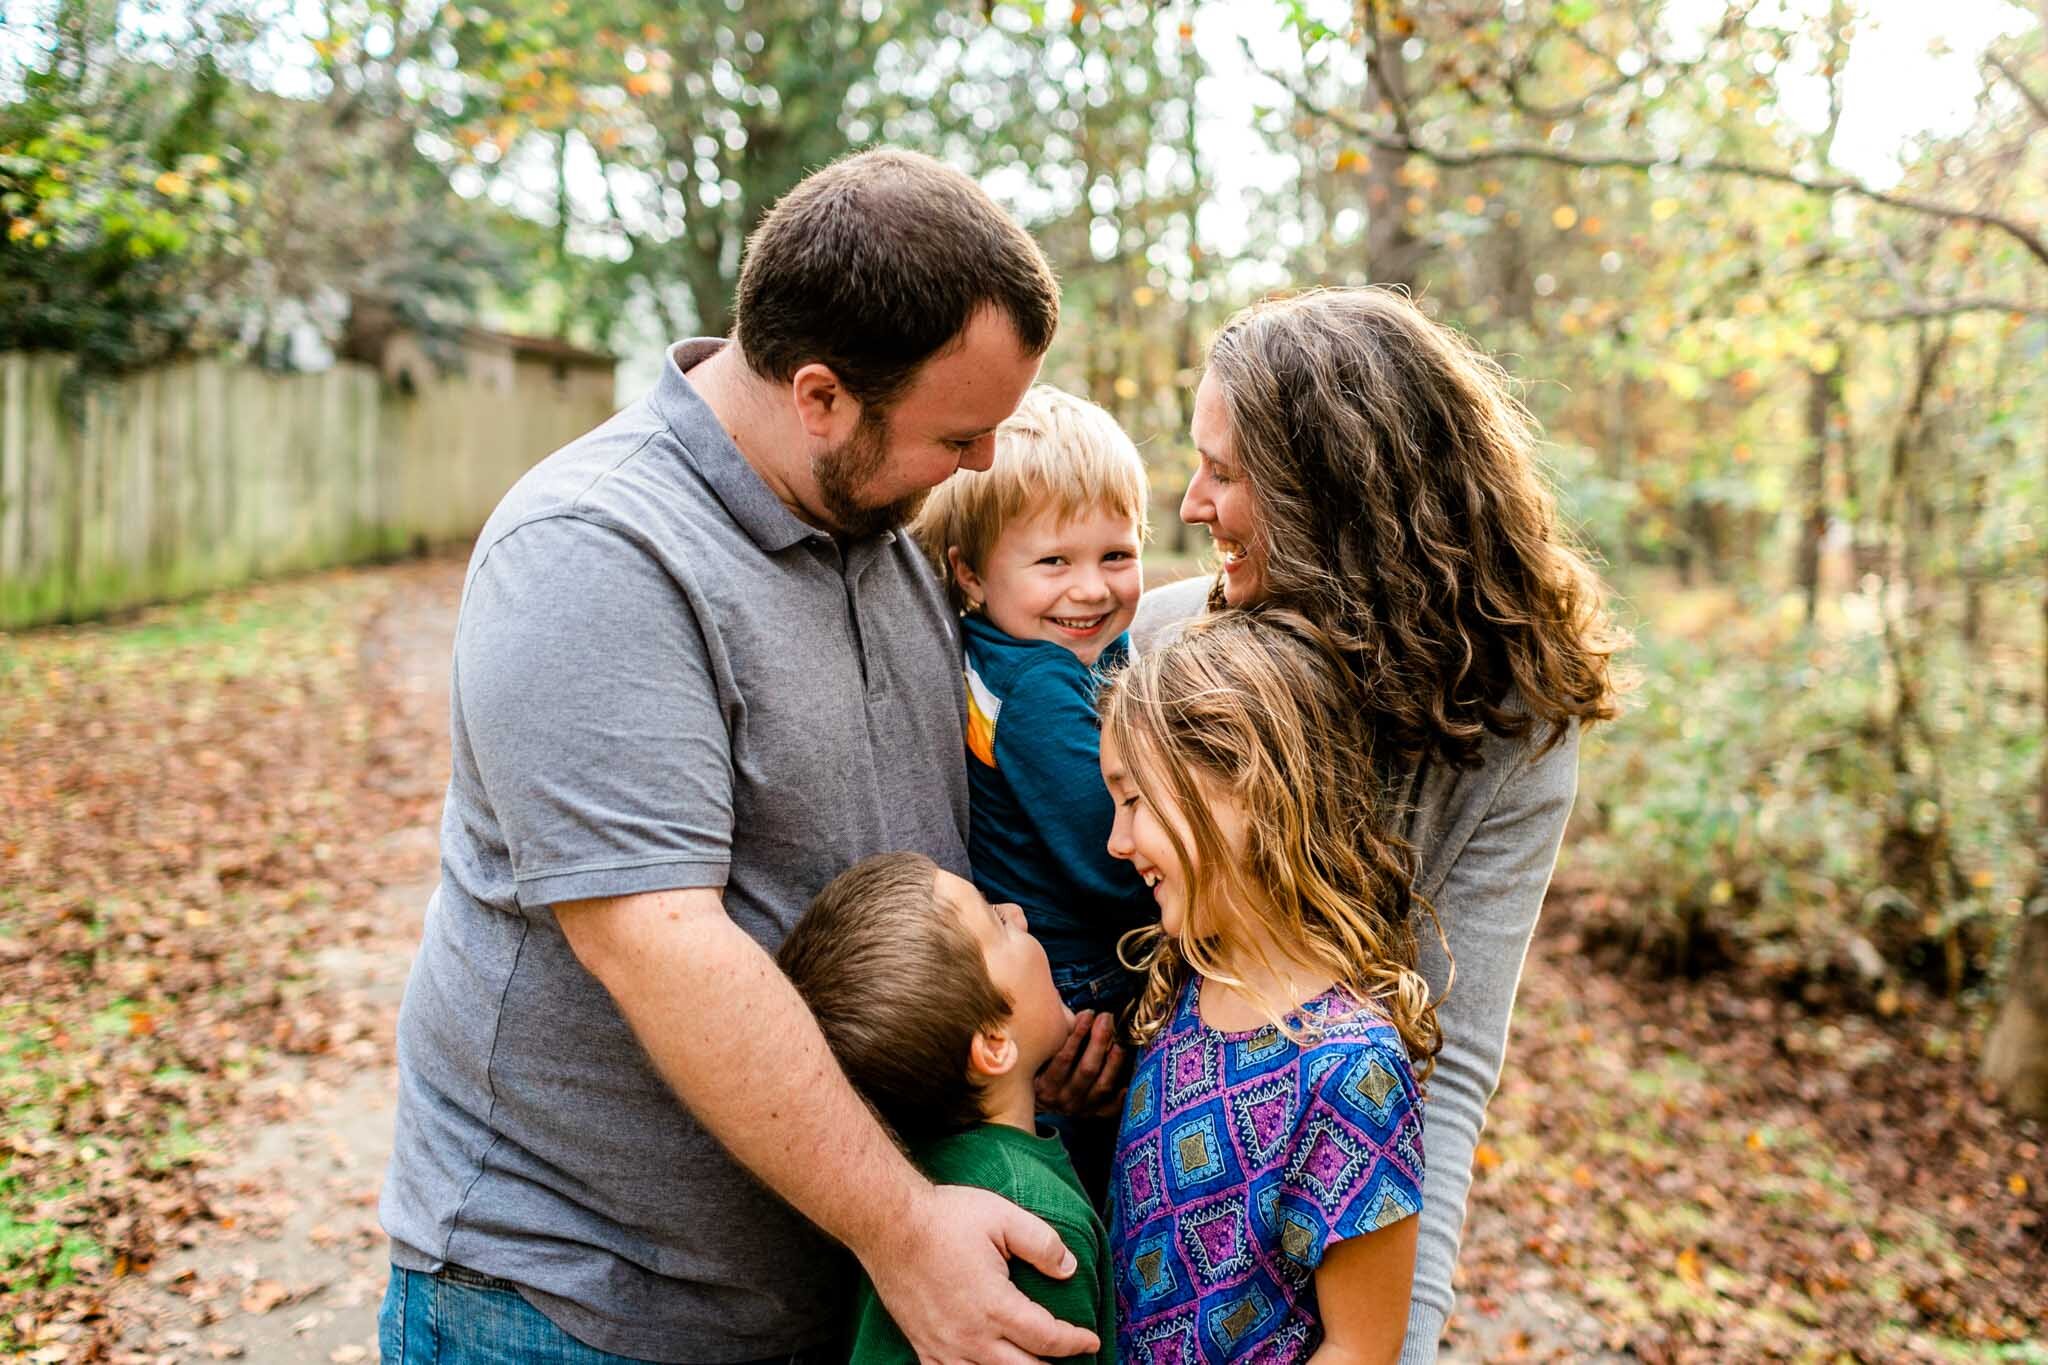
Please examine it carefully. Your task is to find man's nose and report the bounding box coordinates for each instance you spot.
[958,433,996,472]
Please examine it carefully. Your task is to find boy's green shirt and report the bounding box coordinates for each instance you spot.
[848,1123,1114,1365]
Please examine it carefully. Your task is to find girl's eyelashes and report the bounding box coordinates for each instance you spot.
[1119,794,1141,810]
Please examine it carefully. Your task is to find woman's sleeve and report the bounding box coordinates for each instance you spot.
[1400,724,1580,1365]
[1129,575,1212,654]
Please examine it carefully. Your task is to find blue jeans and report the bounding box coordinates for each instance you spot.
[1049,956,1136,1017]
[1043,957,1138,1209]
[378,1265,836,1365]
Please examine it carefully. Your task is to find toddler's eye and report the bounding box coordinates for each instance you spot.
[1037,555,1066,567]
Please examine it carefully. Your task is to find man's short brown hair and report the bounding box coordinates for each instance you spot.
[777,852,1011,1144]
[733,148,1060,407]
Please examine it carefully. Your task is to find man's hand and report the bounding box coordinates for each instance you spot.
[558,893,1101,1363]
[1033,1011,1128,1119]
[864,1184,1099,1365]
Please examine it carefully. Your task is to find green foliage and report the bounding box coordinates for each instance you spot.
[1576,585,2037,990]
[0,25,255,372]
[1,0,529,375]
[1580,615,1890,971]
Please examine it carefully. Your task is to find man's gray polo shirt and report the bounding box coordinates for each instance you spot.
[379,339,972,1361]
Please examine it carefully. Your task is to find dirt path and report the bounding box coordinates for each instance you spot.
[101,567,456,1365]
[107,881,425,1364]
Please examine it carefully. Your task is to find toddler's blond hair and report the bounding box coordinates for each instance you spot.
[913,384,1149,612]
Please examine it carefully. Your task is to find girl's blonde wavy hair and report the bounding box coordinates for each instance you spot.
[1100,608,1442,1076]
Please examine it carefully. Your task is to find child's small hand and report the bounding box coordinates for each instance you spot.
[1033,1010,1128,1117]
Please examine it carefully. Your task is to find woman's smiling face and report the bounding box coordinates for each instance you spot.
[1181,370,1268,607]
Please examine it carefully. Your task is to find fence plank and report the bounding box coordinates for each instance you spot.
[0,353,614,629]
[0,354,24,583]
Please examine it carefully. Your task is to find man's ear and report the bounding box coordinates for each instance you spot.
[790,362,856,441]
[947,546,986,612]
[967,1026,1019,1080]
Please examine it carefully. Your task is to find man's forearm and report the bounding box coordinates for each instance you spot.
[557,888,926,1261]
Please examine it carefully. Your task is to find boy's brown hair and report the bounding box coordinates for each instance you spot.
[777,852,1012,1144]
[734,148,1061,409]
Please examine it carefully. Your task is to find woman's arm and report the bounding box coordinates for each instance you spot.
[1399,724,1580,1364]
[1308,1217,1419,1365]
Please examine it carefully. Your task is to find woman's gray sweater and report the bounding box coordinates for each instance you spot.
[1131,577,1578,1365]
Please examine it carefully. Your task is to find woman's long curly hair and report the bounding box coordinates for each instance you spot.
[1101,609,1442,1075]
[1205,287,1624,769]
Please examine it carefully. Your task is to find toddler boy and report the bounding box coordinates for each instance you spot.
[912,385,1154,1019]
[778,852,1115,1364]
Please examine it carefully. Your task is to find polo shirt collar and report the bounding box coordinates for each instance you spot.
[654,338,822,554]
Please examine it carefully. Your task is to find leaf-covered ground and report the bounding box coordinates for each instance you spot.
[1454,888,2046,1362]
[1,556,2042,1361]
[1,560,456,1360]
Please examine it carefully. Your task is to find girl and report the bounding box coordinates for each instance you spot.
[1098,608,1441,1365]
[1107,287,1624,1362]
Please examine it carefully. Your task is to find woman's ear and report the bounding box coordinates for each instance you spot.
[967,1026,1019,1080]
[947,546,986,613]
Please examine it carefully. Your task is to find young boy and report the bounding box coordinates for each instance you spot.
[777,852,1115,1364]
[912,385,1154,1021]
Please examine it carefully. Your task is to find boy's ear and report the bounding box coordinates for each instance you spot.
[967,1026,1019,1080]
[947,546,986,611]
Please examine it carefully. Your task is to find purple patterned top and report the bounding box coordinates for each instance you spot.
[1110,977,1425,1363]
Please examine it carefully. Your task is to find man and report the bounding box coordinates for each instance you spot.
[378,148,1099,1364]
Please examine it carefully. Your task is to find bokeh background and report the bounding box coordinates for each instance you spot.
[2,1,2043,1360]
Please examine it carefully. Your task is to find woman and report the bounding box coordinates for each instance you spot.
[1136,287,1623,1362]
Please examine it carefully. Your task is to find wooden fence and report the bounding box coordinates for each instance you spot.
[0,351,616,629]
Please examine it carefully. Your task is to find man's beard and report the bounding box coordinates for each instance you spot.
[814,408,929,540]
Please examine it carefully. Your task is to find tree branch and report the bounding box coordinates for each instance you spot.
[1297,97,2048,270]
[1987,52,2048,127]
[1861,297,2048,323]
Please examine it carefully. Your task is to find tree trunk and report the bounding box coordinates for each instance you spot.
[1796,354,1841,622]
[1960,467,1987,648]
[1983,562,2048,1117]
[1984,900,2048,1119]
[1605,366,1635,564]
[1361,1,1422,291]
